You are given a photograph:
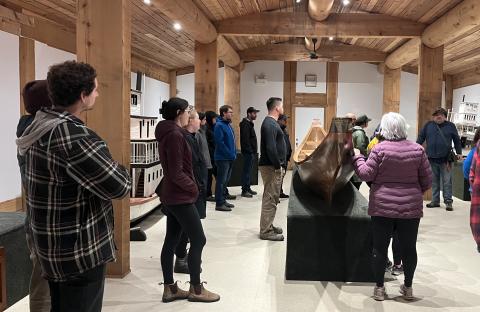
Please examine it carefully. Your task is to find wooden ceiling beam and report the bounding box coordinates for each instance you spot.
[386,0,480,69]
[217,35,240,67]
[216,12,425,38]
[150,0,217,44]
[308,0,334,22]
[452,65,480,89]
[238,42,386,62]
[131,55,170,84]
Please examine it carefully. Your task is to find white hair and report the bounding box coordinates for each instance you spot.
[380,112,409,140]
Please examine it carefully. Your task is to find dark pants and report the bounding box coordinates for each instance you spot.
[161,203,206,285]
[215,160,233,206]
[48,264,106,312]
[241,153,254,192]
[207,165,216,197]
[392,229,402,265]
[371,216,420,288]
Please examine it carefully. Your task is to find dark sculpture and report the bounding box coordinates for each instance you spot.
[294,118,355,202]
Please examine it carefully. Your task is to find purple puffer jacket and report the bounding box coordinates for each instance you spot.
[353,139,432,219]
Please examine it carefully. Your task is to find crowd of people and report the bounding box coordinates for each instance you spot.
[13,60,480,311]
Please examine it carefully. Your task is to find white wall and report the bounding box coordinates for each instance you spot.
[144,76,169,118]
[176,67,225,109]
[0,31,21,201]
[240,61,284,147]
[296,62,327,93]
[35,41,75,80]
[400,71,419,140]
[337,62,384,136]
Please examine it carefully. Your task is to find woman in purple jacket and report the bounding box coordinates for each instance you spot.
[352,112,432,301]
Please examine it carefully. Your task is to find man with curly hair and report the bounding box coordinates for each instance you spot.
[16,61,131,312]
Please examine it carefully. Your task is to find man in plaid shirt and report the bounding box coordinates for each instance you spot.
[16,61,131,311]
[468,146,480,253]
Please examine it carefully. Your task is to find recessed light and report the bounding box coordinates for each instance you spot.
[329,36,334,41]
[342,0,350,5]
[173,22,182,31]
[296,0,301,3]
[143,0,151,5]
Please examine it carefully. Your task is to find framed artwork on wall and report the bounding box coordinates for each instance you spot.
[305,74,317,87]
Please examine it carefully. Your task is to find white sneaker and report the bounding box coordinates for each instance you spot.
[399,284,414,300]
[373,286,386,301]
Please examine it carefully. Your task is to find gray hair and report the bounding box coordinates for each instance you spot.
[380,112,409,140]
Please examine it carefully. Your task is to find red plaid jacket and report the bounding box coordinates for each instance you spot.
[468,145,480,250]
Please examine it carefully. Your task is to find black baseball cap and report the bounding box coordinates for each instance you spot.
[356,115,372,125]
[247,107,260,113]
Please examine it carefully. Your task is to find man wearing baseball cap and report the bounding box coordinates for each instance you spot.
[240,107,260,197]
[417,107,462,211]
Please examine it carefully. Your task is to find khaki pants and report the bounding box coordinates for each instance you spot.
[26,233,51,312]
[259,166,283,235]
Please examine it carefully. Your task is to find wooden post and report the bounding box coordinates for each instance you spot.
[283,61,296,162]
[19,37,35,212]
[195,41,218,112]
[169,70,177,98]
[418,44,444,201]
[383,67,401,113]
[224,66,241,149]
[77,0,132,278]
[445,74,453,112]
[326,62,339,131]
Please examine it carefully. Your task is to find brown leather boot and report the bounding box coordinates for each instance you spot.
[162,281,189,303]
[188,282,220,303]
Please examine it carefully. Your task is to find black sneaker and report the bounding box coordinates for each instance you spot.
[241,192,253,198]
[279,193,289,199]
[225,194,237,200]
[426,202,440,208]
[225,201,235,208]
[391,264,403,276]
[445,202,453,211]
[215,204,232,212]
[206,196,215,202]
[247,189,258,195]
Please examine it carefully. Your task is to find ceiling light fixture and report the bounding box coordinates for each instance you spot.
[173,22,182,31]
[342,0,350,5]
[143,0,151,5]
[329,36,334,41]
[296,0,301,3]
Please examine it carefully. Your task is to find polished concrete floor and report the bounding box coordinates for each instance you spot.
[8,171,480,311]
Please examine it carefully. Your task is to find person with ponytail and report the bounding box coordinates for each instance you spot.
[155,98,220,303]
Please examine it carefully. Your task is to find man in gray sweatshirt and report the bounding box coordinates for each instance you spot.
[258,97,287,241]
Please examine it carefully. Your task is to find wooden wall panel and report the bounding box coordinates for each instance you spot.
[383,67,401,113]
[77,0,132,278]
[194,41,218,112]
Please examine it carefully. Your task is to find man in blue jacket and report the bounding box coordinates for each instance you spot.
[214,105,237,211]
[417,107,462,211]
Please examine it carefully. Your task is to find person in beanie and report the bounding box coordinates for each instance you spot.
[16,80,52,312]
[16,61,131,312]
[277,114,292,198]
[240,107,259,198]
[156,98,220,303]
[417,107,462,211]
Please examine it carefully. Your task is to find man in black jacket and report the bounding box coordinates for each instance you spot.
[240,107,260,197]
[278,114,292,199]
[259,97,286,241]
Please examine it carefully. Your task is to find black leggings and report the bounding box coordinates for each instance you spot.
[161,203,206,285]
[371,216,420,288]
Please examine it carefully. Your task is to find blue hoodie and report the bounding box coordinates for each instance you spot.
[214,117,236,161]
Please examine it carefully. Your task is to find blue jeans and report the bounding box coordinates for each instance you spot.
[215,160,233,206]
[430,161,453,204]
[241,153,254,192]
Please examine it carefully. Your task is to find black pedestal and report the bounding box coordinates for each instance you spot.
[286,170,374,282]
[452,161,471,201]
[227,152,259,187]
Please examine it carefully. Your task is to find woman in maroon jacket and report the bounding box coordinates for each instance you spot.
[156,98,219,303]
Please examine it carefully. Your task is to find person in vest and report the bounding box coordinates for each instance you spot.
[351,114,371,189]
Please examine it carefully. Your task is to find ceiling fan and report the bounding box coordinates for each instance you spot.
[300,38,333,61]
[309,38,319,60]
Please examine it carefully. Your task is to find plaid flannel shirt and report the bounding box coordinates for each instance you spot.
[23,109,131,281]
[468,146,480,249]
